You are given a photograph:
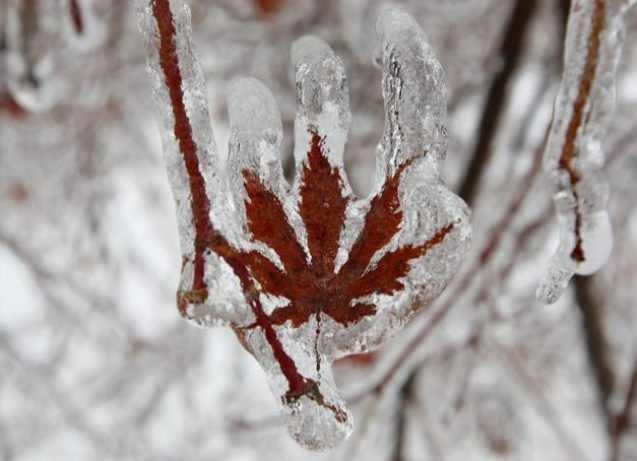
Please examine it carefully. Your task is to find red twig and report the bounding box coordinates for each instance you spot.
[151,0,214,301]
[557,0,607,262]
[69,0,84,34]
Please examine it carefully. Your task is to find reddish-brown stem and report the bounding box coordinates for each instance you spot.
[69,0,84,34]
[224,256,311,400]
[151,0,214,298]
[559,0,606,262]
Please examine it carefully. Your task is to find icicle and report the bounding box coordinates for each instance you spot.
[375,6,448,177]
[291,35,351,171]
[537,0,635,304]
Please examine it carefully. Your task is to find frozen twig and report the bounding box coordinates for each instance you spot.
[537,0,637,304]
[69,0,84,35]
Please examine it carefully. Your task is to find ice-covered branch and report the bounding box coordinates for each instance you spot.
[138,0,229,321]
[537,0,636,304]
[139,0,470,450]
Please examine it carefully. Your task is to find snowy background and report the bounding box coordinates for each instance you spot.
[1,0,637,460]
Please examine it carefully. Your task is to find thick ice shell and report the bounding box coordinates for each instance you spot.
[139,0,471,450]
[537,0,634,304]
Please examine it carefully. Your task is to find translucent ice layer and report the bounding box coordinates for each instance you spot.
[537,0,635,304]
[138,0,471,450]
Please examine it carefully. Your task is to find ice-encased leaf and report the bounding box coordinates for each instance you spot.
[138,0,471,450]
[537,0,635,304]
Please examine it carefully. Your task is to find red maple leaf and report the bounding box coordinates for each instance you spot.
[240,132,453,330]
[173,127,454,411]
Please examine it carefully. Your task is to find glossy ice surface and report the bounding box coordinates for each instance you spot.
[139,0,470,449]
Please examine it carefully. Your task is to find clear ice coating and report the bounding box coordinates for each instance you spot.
[138,0,471,450]
[537,0,635,304]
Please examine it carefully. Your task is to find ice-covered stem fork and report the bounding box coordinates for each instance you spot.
[138,0,470,450]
